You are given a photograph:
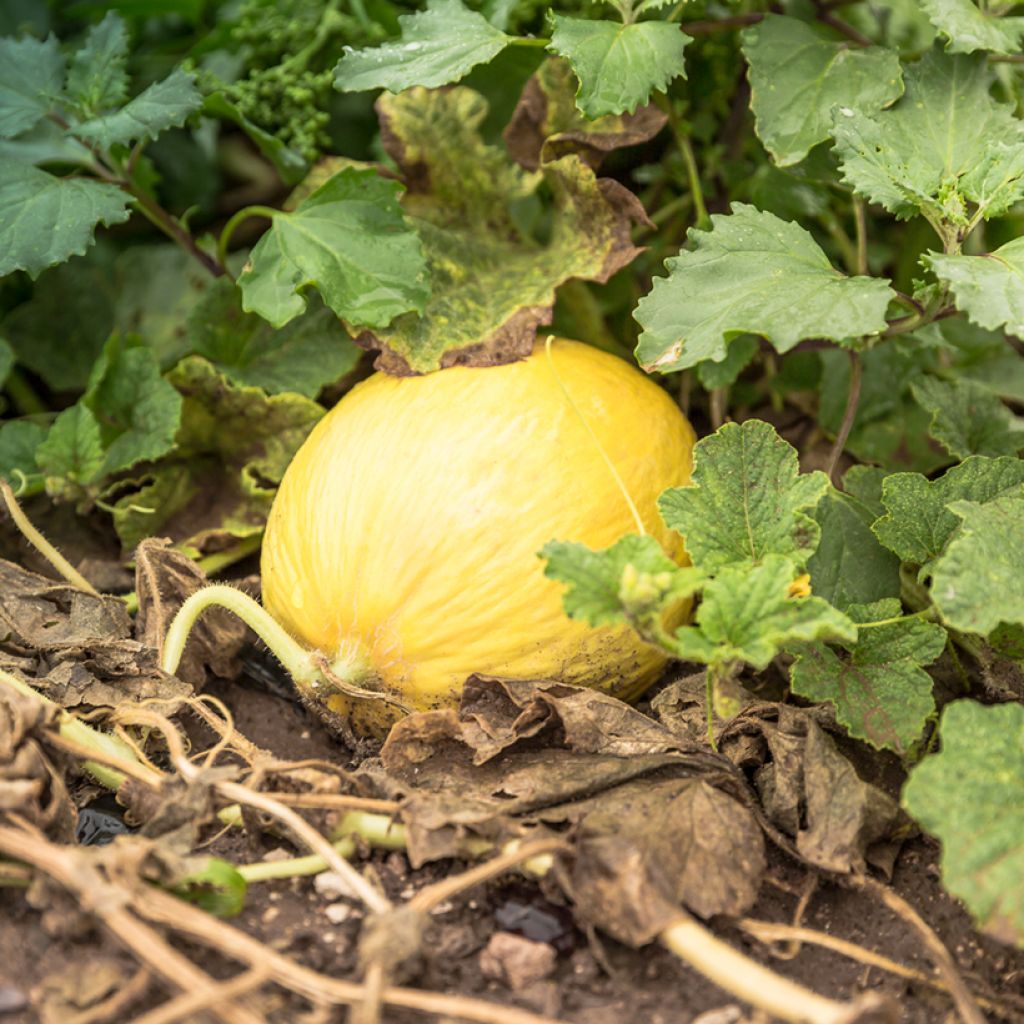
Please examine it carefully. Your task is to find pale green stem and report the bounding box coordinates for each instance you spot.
[216,205,280,271]
[857,608,935,630]
[160,585,320,690]
[238,837,358,882]
[1,481,100,597]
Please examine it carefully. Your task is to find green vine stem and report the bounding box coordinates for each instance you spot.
[217,205,280,271]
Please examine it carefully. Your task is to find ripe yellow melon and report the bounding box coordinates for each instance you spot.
[261,338,696,734]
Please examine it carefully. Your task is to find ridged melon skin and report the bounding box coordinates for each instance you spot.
[261,339,696,734]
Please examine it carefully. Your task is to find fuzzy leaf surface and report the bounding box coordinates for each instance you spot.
[873,456,1024,569]
[903,700,1024,946]
[238,166,428,330]
[911,376,1024,459]
[35,405,105,486]
[74,66,202,149]
[930,495,1024,634]
[333,0,513,93]
[928,239,1024,336]
[790,599,945,753]
[0,34,63,138]
[832,50,1024,223]
[658,420,829,572]
[742,15,903,166]
[548,15,689,118]
[64,12,129,116]
[921,0,1024,54]
[0,160,131,278]
[634,205,893,372]
[673,555,855,669]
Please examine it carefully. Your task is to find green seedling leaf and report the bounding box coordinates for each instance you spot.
[903,700,1024,946]
[0,33,63,138]
[333,0,514,93]
[0,420,47,496]
[73,66,202,149]
[633,205,894,372]
[742,14,903,167]
[361,87,647,373]
[659,419,829,573]
[0,160,131,278]
[64,12,129,117]
[673,555,856,669]
[83,339,182,478]
[547,15,689,119]
[911,376,1024,460]
[790,599,945,753]
[873,456,1024,570]
[928,239,1024,336]
[35,404,105,487]
[189,279,361,397]
[239,166,428,330]
[806,487,902,611]
[110,357,322,554]
[541,534,701,627]
[922,0,1024,55]
[832,50,1024,225]
[930,494,1024,634]
[171,857,247,917]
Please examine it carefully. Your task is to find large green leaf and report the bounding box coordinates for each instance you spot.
[0,420,48,495]
[35,404,105,487]
[921,0,1024,55]
[911,376,1024,460]
[873,456,1024,570]
[903,700,1024,946]
[791,599,945,754]
[333,0,514,93]
[238,166,428,330]
[361,87,647,373]
[64,12,129,117]
[832,50,1024,224]
[0,33,63,139]
[634,204,894,373]
[659,419,829,573]
[930,495,1024,634]
[742,14,903,167]
[928,239,1024,336]
[0,160,131,278]
[548,15,689,119]
[74,66,202,149]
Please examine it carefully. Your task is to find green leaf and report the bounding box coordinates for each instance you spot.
[547,15,689,119]
[74,66,202,149]
[540,534,701,627]
[658,419,830,573]
[333,0,514,94]
[83,340,182,478]
[238,166,428,330]
[921,0,1024,55]
[806,488,902,610]
[171,857,247,917]
[927,239,1024,336]
[917,316,1024,403]
[36,404,105,486]
[0,159,131,277]
[633,205,894,373]
[188,279,361,397]
[742,14,903,167]
[362,87,647,373]
[930,494,1024,634]
[110,357,322,553]
[201,92,307,187]
[911,376,1024,460]
[0,33,63,138]
[64,12,129,117]
[903,700,1024,946]
[832,50,1024,224]
[790,599,945,753]
[873,456,1024,569]
[695,335,759,390]
[0,336,12,388]
[673,555,856,669]
[0,419,47,495]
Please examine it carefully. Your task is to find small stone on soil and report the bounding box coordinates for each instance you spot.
[479,931,556,991]
[314,871,356,901]
[324,903,357,925]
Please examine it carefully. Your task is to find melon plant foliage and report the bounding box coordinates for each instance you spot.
[1,0,1024,953]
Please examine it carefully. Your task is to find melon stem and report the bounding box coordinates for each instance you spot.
[160,585,321,691]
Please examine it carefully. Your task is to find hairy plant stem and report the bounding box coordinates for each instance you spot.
[3,368,47,416]
[129,185,226,278]
[216,205,280,271]
[824,349,862,486]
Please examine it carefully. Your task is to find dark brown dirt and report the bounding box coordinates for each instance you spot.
[2,675,1023,1024]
